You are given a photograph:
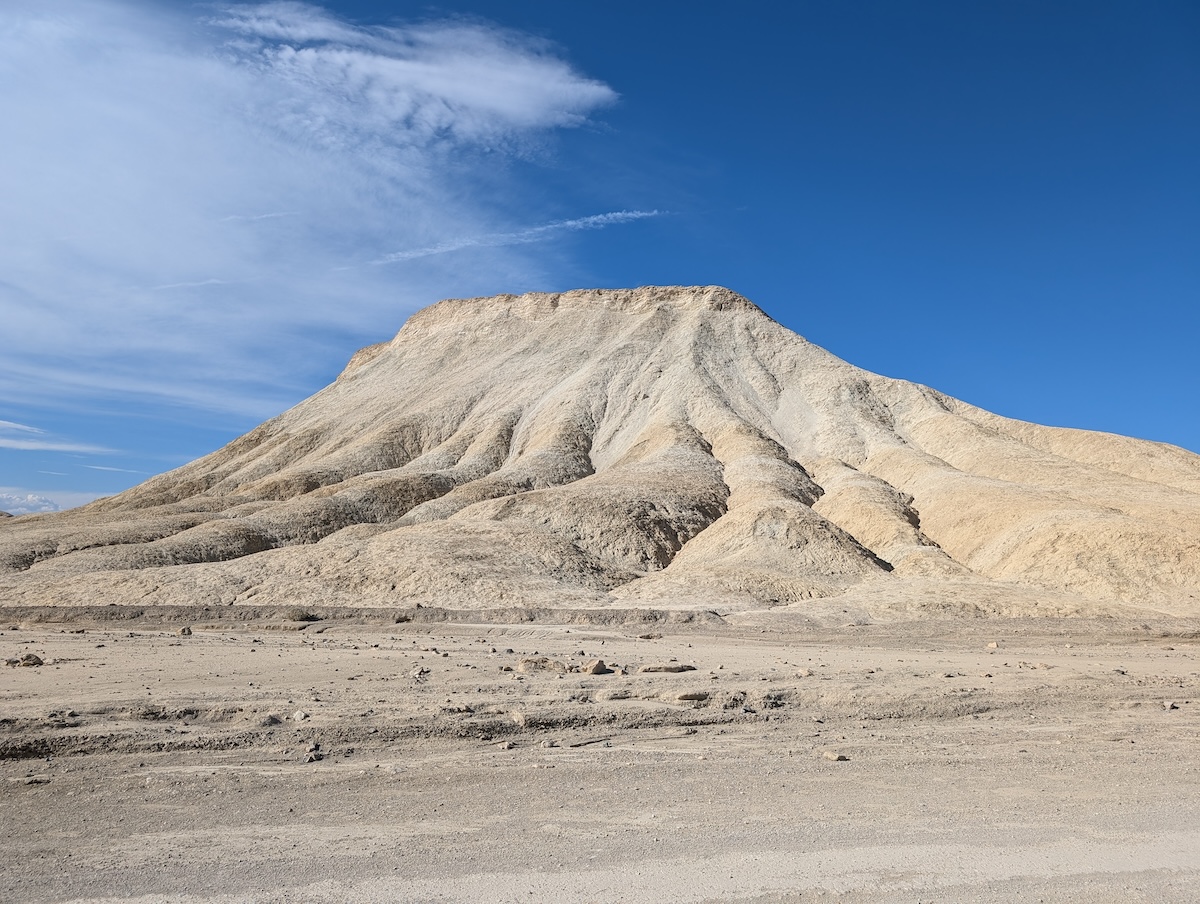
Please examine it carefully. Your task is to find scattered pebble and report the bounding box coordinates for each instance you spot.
[580,659,610,675]
[178,626,192,637]
[292,710,309,722]
[822,751,849,762]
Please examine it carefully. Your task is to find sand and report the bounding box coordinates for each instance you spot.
[3,609,1198,902]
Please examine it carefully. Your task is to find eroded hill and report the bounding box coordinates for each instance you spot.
[3,286,1198,617]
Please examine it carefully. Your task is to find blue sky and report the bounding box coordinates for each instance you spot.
[2,1,1197,514]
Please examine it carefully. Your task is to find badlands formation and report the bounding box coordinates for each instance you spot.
[3,287,1200,903]
[2,285,1199,617]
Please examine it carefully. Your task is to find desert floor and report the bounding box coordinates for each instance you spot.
[2,608,1199,903]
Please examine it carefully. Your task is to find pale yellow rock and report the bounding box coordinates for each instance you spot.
[1,286,1197,617]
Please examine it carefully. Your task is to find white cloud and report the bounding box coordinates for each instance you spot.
[0,420,43,434]
[0,439,114,453]
[0,1,624,423]
[375,210,663,263]
[0,488,105,514]
[0,420,113,453]
[0,492,61,515]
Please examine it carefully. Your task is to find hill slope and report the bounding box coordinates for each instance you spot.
[3,286,1198,617]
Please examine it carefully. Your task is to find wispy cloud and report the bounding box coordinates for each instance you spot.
[375,210,663,264]
[0,419,43,434]
[149,278,230,291]
[0,420,113,453]
[0,1,624,425]
[83,465,145,474]
[220,212,298,222]
[0,439,113,453]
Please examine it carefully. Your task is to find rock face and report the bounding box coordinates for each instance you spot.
[2,286,1198,616]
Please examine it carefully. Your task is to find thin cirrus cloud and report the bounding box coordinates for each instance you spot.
[375,210,662,264]
[0,420,112,454]
[0,1,628,427]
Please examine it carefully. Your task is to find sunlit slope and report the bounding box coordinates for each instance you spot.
[3,286,1198,615]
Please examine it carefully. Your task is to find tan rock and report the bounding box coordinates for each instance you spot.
[517,657,567,674]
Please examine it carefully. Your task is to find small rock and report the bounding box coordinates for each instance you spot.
[581,659,610,675]
[638,664,696,673]
[24,775,51,785]
[987,641,999,649]
[18,653,43,668]
[517,657,567,674]
[178,626,192,637]
[638,633,662,640]
[306,741,321,753]
[259,714,282,727]
[677,691,710,702]
[497,740,514,750]
[795,668,813,678]
[410,667,430,680]
[822,751,849,762]
[1164,700,1179,710]
[304,752,323,764]
[292,710,310,722]
[540,739,558,748]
